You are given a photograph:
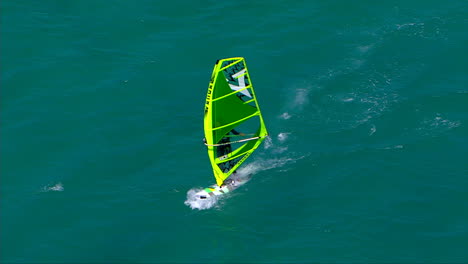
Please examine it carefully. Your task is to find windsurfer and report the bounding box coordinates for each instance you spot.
[217,129,245,155]
[216,129,245,174]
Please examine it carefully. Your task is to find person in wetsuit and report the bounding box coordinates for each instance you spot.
[216,129,246,179]
[203,129,245,187]
[216,128,244,158]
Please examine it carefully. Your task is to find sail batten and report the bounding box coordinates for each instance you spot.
[211,84,252,102]
[219,58,243,71]
[214,144,261,163]
[243,99,256,105]
[204,57,268,186]
[211,112,259,131]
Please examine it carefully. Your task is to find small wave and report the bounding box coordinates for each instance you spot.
[357,44,373,54]
[294,88,309,106]
[41,182,64,192]
[279,86,313,119]
[369,124,377,136]
[279,112,291,120]
[418,114,461,136]
[342,97,355,102]
[238,156,305,176]
[396,22,424,30]
[277,132,290,142]
[395,17,446,39]
[383,145,404,150]
[272,146,288,154]
[431,115,461,129]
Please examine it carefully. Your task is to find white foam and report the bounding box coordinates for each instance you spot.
[396,22,424,30]
[430,115,460,129]
[185,170,253,210]
[382,145,404,150]
[357,44,373,53]
[41,182,64,192]
[272,146,288,154]
[369,124,377,136]
[263,136,273,149]
[265,135,288,153]
[184,188,219,210]
[280,86,312,118]
[418,114,461,136]
[238,156,304,175]
[277,132,290,142]
[280,112,291,120]
[185,153,305,210]
[294,88,309,106]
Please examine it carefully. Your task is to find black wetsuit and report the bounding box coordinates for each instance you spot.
[217,129,241,173]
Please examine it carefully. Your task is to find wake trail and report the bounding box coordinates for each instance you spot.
[185,134,305,210]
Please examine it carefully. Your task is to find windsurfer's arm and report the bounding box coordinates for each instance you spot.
[231,129,246,136]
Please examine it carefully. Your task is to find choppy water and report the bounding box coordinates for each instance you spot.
[2,1,467,263]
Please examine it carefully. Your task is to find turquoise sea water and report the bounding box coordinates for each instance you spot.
[2,1,468,263]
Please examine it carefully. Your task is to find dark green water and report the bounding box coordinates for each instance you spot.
[2,1,467,263]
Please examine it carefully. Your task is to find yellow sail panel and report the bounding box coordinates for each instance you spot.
[203,57,268,186]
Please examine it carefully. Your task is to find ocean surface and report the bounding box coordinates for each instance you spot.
[2,1,468,263]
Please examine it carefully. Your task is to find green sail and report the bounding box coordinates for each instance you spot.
[203,57,268,186]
